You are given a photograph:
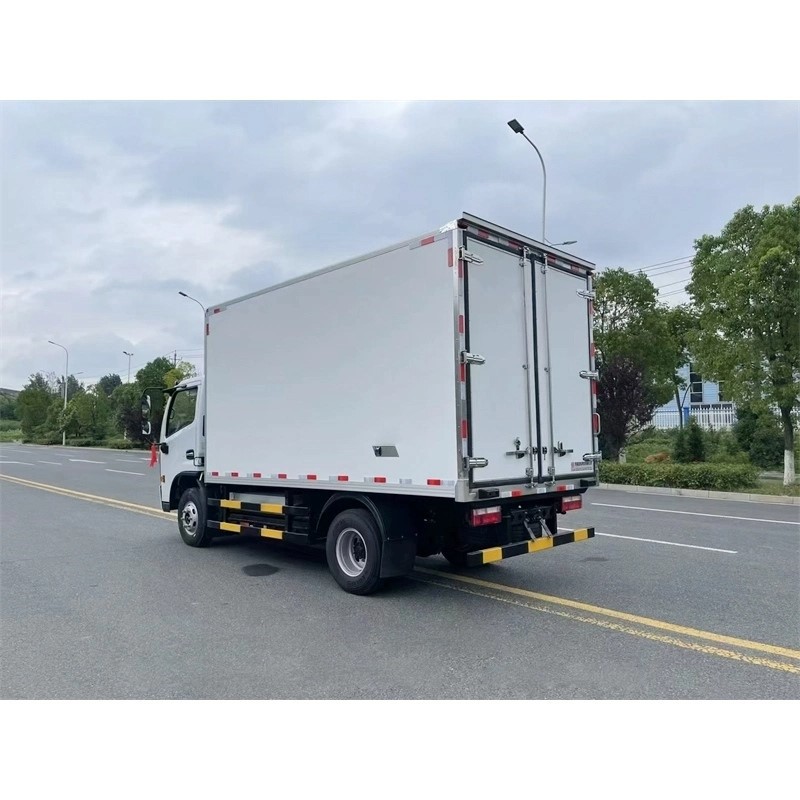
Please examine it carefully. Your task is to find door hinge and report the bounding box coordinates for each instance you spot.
[461,351,486,365]
[577,289,596,300]
[464,457,489,469]
[579,370,599,380]
[459,247,484,264]
[582,452,603,462]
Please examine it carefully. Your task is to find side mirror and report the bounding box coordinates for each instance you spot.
[141,394,152,436]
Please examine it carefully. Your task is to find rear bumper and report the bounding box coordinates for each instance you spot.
[464,527,594,566]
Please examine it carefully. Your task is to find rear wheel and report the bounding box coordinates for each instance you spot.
[177,487,213,547]
[325,508,384,595]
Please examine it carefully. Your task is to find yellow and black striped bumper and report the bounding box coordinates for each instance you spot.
[465,527,594,566]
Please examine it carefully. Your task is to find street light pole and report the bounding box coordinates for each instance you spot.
[123,351,134,383]
[507,119,577,248]
[47,340,68,446]
[178,291,205,314]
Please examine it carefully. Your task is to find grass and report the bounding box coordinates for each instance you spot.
[748,480,800,497]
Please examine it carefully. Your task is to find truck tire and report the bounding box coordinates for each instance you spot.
[177,487,213,548]
[325,508,384,595]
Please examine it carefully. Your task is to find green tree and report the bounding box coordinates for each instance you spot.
[135,357,179,391]
[68,387,113,440]
[97,373,123,397]
[687,198,800,485]
[0,392,19,420]
[17,373,59,438]
[685,417,706,462]
[594,269,677,458]
[111,383,147,443]
[664,305,698,428]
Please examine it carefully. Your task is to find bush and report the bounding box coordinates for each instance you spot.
[672,427,690,463]
[0,419,22,432]
[599,461,758,491]
[733,406,785,469]
[105,438,140,450]
[0,428,23,442]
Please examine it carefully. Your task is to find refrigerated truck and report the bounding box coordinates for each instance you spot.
[143,213,600,594]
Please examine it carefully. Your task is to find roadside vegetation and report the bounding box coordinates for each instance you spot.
[4,356,195,449]
[596,198,799,488]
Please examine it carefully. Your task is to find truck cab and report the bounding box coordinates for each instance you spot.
[148,377,205,512]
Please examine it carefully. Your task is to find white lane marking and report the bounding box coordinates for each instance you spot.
[68,458,106,464]
[0,460,35,466]
[591,502,799,526]
[105,469,145,476]
[115,459,142,463]
[558,527,737,554]
[38,461,62,466]
[1,448,33,454]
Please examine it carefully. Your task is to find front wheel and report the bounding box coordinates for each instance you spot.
[177,487,213,547]
[325,508,384,595]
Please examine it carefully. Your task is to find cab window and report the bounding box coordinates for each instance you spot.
[165,388,197,438]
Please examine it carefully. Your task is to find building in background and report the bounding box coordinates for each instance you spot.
[652,363,737,430]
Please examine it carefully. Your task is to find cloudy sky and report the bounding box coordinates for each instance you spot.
[1,100,797,390]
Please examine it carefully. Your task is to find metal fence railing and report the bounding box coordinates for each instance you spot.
[652,404,738,430]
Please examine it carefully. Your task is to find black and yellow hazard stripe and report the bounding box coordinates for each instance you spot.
[212,499,285,515]
[465,527,594,566]
[208,519,284,539]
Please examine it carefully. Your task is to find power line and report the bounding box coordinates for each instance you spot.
[655,278,690,290]
[636,255,693,271]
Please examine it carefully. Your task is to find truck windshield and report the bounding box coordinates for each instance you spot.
[165,387,197,438]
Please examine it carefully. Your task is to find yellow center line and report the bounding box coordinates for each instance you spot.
[412,575,800,675]
[413,566,800,662]
[0,473,176,521]
[4,472,798,672]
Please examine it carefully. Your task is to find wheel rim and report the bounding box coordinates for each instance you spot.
[335,527,368,577]
[181,501,199,535]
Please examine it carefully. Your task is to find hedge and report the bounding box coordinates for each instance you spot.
[599,462,758,492]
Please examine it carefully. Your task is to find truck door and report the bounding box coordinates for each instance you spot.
[534,261,595,481]
[159,385,200,506]
[464,236,540,485]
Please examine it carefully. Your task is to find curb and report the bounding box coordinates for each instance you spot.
[599,482,800,506]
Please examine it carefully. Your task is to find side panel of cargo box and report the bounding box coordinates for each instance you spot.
[204,232,460,495]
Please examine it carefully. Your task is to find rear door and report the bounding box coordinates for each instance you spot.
[534,261,595,481]
[464,236,539,485]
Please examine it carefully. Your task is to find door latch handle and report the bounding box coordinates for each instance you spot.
[554,442,573,457]
[185,449,194,460]
[506,437,529,459]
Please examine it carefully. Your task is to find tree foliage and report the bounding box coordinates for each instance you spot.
[97,373,123,397]
[596,355,659,460]
[687,198,799,483]
[594,269,686,458]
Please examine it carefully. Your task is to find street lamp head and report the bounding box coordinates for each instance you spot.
[178,291,188,298]
[552,239,578,246]
[123,350,133,356]
[507,119,525,135]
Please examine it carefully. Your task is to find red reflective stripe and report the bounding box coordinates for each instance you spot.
[213,308,221,314]
[511,489,523,497]
[374,476,387,483]
[458,315,464,334]
[460,363,466,382]
[592,380,598,396]
[211,471,219,477]
[588,301,594,317]
[461,420,468,439]
[556,484,567,491]
[458,260,464,278]
[590,342,596,358]
[307,474,317,480]
[448,247,454,267]
[230,472,239,477]
[478,230,489,238]
[278,473,287,479]
[593,413,601,434]
[205,323,209,336]
[420,235,435,246]
[427,479,442,486]
[337,475,349,481]
[252,472,262,478]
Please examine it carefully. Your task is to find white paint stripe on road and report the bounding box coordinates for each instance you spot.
[68,458,106,464]
[115,459,142,463]
[38,461,62,465]
[591,502,799,526]
[558,527,737,554]
[0,461,35,466]
[105,469,145,476]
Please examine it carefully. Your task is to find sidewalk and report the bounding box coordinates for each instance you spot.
[600,482,800,506]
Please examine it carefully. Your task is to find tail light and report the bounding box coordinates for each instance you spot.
[593,413,601,434]
[470,506,502,527]
[561,496,582,513]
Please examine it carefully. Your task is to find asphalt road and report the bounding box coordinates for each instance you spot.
[1,442,798,699]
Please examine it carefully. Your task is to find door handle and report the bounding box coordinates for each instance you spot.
[186,449,194,460]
